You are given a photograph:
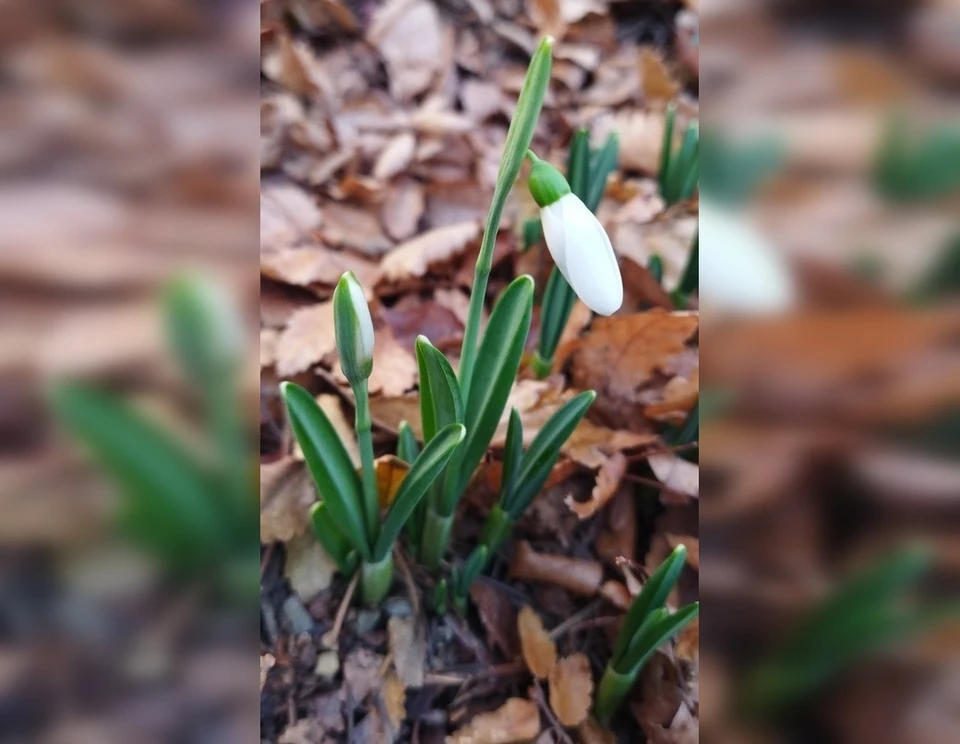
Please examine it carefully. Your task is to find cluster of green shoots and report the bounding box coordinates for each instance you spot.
[595,545,700,724]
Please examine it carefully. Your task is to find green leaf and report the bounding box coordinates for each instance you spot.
[416,335,463,443]
[459,37,553,400]
[587,134,619,212]
[620,602,700,674]
[612,544,688,666]
[677,231,699,296]
[658,104,677,200]
[309,502,357,575]
[446,276,534,509]
[375,423,466,560]
[50,383,224,569]
[500,408,524,500]
[507,390,595,518]
[280,382,370,560]
[456,545,489,597]
[537,267,576,364]
[397,420,420,464]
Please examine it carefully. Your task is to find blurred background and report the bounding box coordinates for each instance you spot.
[700,1,960,743]
[0,0,259,741]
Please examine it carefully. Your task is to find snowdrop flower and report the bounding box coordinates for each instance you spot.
[699,199,796,315]
[528,152,623,315]
[333,271,374,385]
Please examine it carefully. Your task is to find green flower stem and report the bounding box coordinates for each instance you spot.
[421,506,454,572]
[361,552,394,606]
[459,36,553,400]
[480,504,515,559]
[352,382,379,548]
[531,350,554,379]
[594,664,637,726]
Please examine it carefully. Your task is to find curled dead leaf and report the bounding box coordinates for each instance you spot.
[471,582,521,658]
[648,453,699,499]
[446,697,541,744]
[375,455,411,509]
[566,451,627,520]
[518,606,557,679]
[511,541,603,597]
[548,653,594,727]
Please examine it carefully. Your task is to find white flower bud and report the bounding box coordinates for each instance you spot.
[333,271,374,385]
[540,193,623,316]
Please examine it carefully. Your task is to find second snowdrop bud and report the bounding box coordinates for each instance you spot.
[333,271,375,386]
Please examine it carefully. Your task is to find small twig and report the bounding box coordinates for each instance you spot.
[424,672,469,686]
[322,570,359,649]
[549,599,601,641]
[394,546,421,617]
[445,613,491,665]
[533,678,575,744]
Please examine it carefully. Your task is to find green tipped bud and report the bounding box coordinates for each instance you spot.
[527,151,571,207]
[333,271,374,386]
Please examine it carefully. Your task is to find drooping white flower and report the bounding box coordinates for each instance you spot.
[699,200,796,315]
[528,154,623,316]
[333,271,375,385]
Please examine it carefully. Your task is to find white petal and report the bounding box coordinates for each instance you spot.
[699,200,795,315]
[540,198,569,277]
[560,196,623,315]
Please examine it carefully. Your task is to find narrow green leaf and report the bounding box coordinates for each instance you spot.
[416,335,463,442]
[397,420,420,464]
[647,254,664,285]
[447,276,534,509]
[375,423,466,560]
[658,105,677,199]
[586,134,619,212]
[500,408,524,500]
[280,382,370,560]
[621,602,700,674]
[50,383,224,568]
[612,544,688,665]
[309,502,356,575]
[537,267,576,364]
[459,37,553,400]
[456,545,489,597]
[507,390,595,517]
[678,231,699,296]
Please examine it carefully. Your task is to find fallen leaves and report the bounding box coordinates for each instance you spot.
[518,606,557,679]
[566,451,627,519]
[388,614,426,688]
[648,453,699,499]
[447,698,541,744]
[275,301,336,377]
[511,541,604,597]
[260,457,315,543]
[548,653,594,726]
[368,0,445,101]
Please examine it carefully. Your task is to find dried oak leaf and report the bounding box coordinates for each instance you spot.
[548,653,594,727]
[518,606,557,679]
[446,697,541,744]
[275,301,336,377]
[569,309,698,432]
[566,451,628,519]
[639,47,681,103]
[380,220,481,283]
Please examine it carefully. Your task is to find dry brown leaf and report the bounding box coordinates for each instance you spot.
[644,366,699,423]
[260,458,316,543]
[566,451,627,519]
[639,47,680,103]
[578,717,616,744]
[648,453,699,499]
[382,672,407,729]
[665,534,699,571]
[596,488,637,565]
[382,178,425,241]
[599,581,632,610]
[518,606,557,679]
[262,33,317,97]
[343,648,385,705]
[675,616,699,664]
[368,0,444,101]
[446,697,541,744]
[321,202,393,257]
[569,310,698,431]
[275,301,335,377]
[388,614,426,688]
[373,131,417,181]
[470,582,521,658]
[380,220,481,282]
[261,178,323,253]
[261,246,381,290]
[598,109,666,174]
[368,326,419,396]
[375,455,411,509]
[369,394,422,436]
[284,533,336,602]
[461,79,507,121]
[511,542,604,597]
[548,653,594,727]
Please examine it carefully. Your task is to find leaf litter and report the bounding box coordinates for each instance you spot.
[259,1,699,741]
